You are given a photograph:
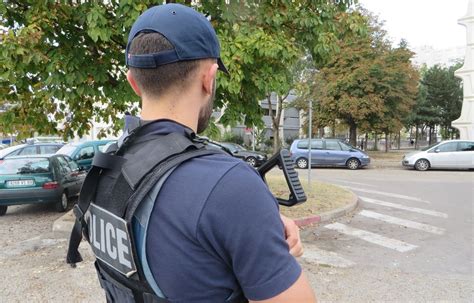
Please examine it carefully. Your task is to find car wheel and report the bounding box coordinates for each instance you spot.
[415,159,430,171]
[346,158,360,170]
[0,206,7,216]
[296,158,308,169]
[246,156,257,167]
[55,192,69,212]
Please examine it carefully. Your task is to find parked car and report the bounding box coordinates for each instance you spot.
[402,140,474,171]
[0,144,7,150]
[290,138,370,169]
[219,142,267,167]
[0,155,86,216]
[56,140,115,171]
[0,142,64,160]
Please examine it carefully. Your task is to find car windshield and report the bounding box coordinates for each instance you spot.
[0,158,51,175]
[234,144,246,151]
[221,143,244,151]
[56,144,79,156]
[421,142,440,151]
[0,145,24,158]
[339,141,355,151]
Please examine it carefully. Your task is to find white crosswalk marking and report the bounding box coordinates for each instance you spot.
[360,196,448,218]
[358,210,446,235]
[301,244,356,268]
[324,222,417,252]
[332,179,376,187]
[342,186,430,203]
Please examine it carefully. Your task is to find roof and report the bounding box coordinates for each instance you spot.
[2,154,56,160]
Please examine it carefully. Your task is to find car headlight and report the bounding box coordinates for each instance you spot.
[256,155,265,160]
[361,154,369,159]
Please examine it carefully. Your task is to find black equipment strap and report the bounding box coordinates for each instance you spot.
[66,164,101,264]
[124,148,224,222]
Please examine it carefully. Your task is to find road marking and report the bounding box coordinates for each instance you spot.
[331,179,376,187]
[360,196,448,218]
[342,186,430,203]
[358,210,446,235]
[324,222,417,252]
[301,244,356,268]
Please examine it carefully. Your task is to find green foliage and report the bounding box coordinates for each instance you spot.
[200,117,222,141]
[405,63,462,139]
[0,0,364,139]
[222,131,244,145]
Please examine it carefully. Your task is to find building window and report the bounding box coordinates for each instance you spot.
[264,109,277,116]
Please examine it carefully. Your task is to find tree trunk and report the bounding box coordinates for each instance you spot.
[364,133,368,150]
[267,93,288,153]
[415,126,419,149]
[349,122,357,147]
[273,128,280,152]
[398,130,401,150]
[318,127,325,138]
[385,132,389,153]
[332,120,336,137]
[374,133,378,151]
[428,126,432,145]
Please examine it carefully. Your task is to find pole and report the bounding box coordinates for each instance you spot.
[308,99,312,187]
[252,130,255,151]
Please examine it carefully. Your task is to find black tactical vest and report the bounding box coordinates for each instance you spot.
[66,117,248,303]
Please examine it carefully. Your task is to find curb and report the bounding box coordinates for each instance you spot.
[294,190,359,228]
[52,189,360,236]
[52,209,75,239]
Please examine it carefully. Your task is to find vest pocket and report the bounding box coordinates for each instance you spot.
[94,261,135,303]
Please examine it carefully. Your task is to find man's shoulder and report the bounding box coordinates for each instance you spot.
[177,152,259,180]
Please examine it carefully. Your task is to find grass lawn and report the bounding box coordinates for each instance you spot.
[265,175,354,219]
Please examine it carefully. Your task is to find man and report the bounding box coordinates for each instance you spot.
[78,3,316,302]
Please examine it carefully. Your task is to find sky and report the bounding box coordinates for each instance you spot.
[357,0,469,50]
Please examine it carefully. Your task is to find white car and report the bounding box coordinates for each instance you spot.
[402,140,474,171]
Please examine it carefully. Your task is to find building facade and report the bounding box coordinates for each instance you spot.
[228,92,302,147]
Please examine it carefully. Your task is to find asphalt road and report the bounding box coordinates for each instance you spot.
[300,166,474,302]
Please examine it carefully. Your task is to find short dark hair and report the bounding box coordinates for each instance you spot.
[128,32,200,96]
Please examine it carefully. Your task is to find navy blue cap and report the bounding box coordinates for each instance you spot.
[125,4,228,74]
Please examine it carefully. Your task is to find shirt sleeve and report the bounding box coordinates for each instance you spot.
[196,163,302,301]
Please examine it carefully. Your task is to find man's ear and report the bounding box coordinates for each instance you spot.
[127,70,142,97]
[202,62,218,96]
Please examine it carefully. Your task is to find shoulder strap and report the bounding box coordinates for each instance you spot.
[124,148,223,222]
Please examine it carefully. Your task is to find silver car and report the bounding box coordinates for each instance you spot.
[402,140,474,171]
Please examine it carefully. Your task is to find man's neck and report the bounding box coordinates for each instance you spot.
[140,93,200,133]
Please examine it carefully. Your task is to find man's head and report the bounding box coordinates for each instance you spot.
[125,4,228,132]
[127,32,201,98]
[125,4,227,132]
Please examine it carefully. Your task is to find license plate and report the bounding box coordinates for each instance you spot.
[7,180,35,187]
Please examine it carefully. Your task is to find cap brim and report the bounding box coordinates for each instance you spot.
[217,58,229,75]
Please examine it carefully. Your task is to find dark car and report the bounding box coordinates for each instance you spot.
[219,142,267,167]
[56,140,115,171]
[0,142,64,160]
[0,155,86,216]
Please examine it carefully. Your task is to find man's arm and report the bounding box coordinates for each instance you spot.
[250,272,317,303]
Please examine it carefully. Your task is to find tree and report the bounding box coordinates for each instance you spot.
[300,12,418,147]
[405,63,463,146]
[368,40,418,151]
[0,0,364,140]
[423,63,463,140]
